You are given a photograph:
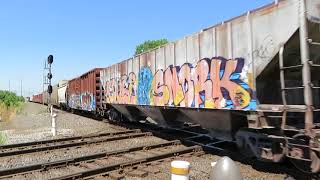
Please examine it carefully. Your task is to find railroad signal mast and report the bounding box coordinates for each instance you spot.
[43,55,53,112]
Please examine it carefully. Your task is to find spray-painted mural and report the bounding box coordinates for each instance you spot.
[80,92,96,111]
[101,57,256,110]
[68,92,96,111]
[68,94,81,109]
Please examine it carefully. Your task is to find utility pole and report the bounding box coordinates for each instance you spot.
[8,80,10,92]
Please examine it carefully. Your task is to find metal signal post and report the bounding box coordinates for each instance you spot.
[43,55,53,112]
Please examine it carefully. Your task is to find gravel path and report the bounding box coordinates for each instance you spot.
[0,102,126,144]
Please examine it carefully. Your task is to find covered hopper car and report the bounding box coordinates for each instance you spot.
[99,0,320,173]
[31,0,320,173]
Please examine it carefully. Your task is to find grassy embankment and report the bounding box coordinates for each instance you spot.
[0,91,25,144]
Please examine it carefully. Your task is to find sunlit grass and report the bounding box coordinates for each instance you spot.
[0,102,25,122]
[0,91,25,122]
[0,132,6,145]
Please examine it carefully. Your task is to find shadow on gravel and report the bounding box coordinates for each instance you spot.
[106,121,318,180]
[60,109,318,180]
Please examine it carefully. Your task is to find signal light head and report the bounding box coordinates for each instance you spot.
[48,55,53,64]
[48,85,53,94]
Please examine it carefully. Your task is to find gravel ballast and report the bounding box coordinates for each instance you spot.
[0,103,290,179]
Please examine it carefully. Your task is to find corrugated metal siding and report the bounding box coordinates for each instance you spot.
[68,68,102,111]
[32,93,43,104]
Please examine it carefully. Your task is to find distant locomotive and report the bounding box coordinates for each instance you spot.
[32,0,320,173]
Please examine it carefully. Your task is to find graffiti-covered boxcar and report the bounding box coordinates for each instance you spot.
[67,68,104,115]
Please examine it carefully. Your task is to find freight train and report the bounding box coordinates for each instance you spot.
[31,0,320,174]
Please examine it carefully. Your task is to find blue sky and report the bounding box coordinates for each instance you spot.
[0,0,272,96]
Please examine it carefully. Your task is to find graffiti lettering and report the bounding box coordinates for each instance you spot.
[69,92,96,111]
[102,56,256,110]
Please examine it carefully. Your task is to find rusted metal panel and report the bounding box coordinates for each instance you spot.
[32,93,43,104]
[68,68,102,111]
[68,77,81,110]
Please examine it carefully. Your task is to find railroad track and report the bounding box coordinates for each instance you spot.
[0,129,148,157]
[0,140,202,179]
[1,117,316,179]
[104,120,320,180]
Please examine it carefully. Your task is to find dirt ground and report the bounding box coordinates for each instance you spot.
[0,102,125,144]
[0,102,290,180]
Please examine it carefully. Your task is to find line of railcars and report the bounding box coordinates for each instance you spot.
[31,0,320,173]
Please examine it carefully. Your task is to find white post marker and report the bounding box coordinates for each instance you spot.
[51,113,57,136]
[171,160,190,180]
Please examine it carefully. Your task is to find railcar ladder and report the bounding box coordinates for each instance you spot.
[278,45,306,130]
[307,39,320,114]
[277,39,320,130]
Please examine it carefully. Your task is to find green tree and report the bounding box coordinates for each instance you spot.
[135,39,169,55]
[0,91,24,107]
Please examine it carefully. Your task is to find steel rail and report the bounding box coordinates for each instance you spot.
[0,129,139,150]
[0,140,181,178]
[0,132,151,158]
[48,145,202,180]
[108,120,235,156]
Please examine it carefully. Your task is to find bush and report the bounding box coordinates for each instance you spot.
[0,91,24,108]
[135,39,169,55]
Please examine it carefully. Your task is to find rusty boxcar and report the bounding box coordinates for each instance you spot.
[31,93,43,104]
[99,0,320,173]
[67,68,104,114]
